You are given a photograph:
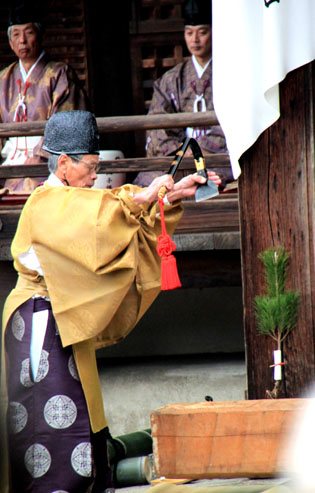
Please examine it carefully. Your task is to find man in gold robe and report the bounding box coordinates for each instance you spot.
[1,110,221,492]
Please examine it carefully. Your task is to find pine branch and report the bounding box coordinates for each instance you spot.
[258,247,289,298]
[254,247,300,344]
[254,295,279,338]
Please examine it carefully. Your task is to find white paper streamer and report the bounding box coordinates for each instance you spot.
[273,349,282,380]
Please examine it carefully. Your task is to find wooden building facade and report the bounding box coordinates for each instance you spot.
[0,0,188,157]
[0,1,314,398]
[239,62,315,399]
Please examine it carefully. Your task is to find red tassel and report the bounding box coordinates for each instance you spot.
[156,197,181,290]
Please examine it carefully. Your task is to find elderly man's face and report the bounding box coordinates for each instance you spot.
[9,23,41,65]
[58,154,100,188]
[184,24,211,61]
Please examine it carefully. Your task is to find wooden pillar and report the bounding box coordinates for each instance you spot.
[238,62,315,399]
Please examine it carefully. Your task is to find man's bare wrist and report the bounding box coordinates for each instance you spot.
[130,190,147,205]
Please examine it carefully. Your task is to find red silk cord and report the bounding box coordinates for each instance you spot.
[156,197,181,290]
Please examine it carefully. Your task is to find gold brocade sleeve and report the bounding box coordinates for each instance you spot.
[10,184,183,349]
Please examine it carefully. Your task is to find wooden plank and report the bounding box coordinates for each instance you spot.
[129,0,183,34]
[0,196,239,242]
[239,63,315,399]
[44,40,87,47]
[0,154,237,245]
[133,19,184,34]
[178,197,239,234]
[96,111,219,133]
[130,31,185,46]
[0,155,231,178]
[142,57,190,69]
[151,399,308,479]
[0,111,219,137]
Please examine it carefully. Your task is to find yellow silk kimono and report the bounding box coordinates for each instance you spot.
[1,183,183,491]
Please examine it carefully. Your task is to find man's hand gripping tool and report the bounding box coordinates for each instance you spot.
[158,137,219,202]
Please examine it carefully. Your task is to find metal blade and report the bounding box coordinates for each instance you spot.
[195,179,219,202]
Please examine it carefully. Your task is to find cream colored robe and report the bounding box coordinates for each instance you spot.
[1,183,183,491]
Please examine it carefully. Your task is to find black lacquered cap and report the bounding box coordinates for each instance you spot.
[184,0,212,26]
[43,111,100,155]
[8,1,43,27]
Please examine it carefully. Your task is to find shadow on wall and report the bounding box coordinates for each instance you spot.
[97,286,244,359]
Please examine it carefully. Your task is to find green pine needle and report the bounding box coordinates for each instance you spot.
[258,247,289,298]
[254,247,300,344]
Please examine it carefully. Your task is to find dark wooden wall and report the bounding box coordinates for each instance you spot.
[239,62,315,399]
[85,2,135,155]
[86,1,187,157]
[129,0,187,155]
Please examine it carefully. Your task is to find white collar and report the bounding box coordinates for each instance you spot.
[192,55,211,78]
[19,50,45,83]
[46,173,64,187]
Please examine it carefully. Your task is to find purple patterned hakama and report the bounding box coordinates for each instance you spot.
[5,297,93,492]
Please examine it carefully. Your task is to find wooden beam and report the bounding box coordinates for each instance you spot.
[238,62,315,399]
[177,197,239,234]
[0,111,219,137]
[0,195,239,241]
[0,155,230,179]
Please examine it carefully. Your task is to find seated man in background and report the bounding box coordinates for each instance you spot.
[0,2,89,191]
[134,0,232,187]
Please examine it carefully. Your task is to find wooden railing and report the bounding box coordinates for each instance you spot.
[0,112,240,251]
[0,111,219,137]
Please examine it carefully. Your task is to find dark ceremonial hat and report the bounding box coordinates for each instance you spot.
[183,0,212,26]
[8,1,43,27]
[43,111,100,155]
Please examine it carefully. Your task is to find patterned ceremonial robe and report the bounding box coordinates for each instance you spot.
[0,53,89,191]
[146,57,227,157]
[1,182,183,492]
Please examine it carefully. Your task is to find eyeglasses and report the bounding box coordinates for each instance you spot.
[71,156,100,174]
